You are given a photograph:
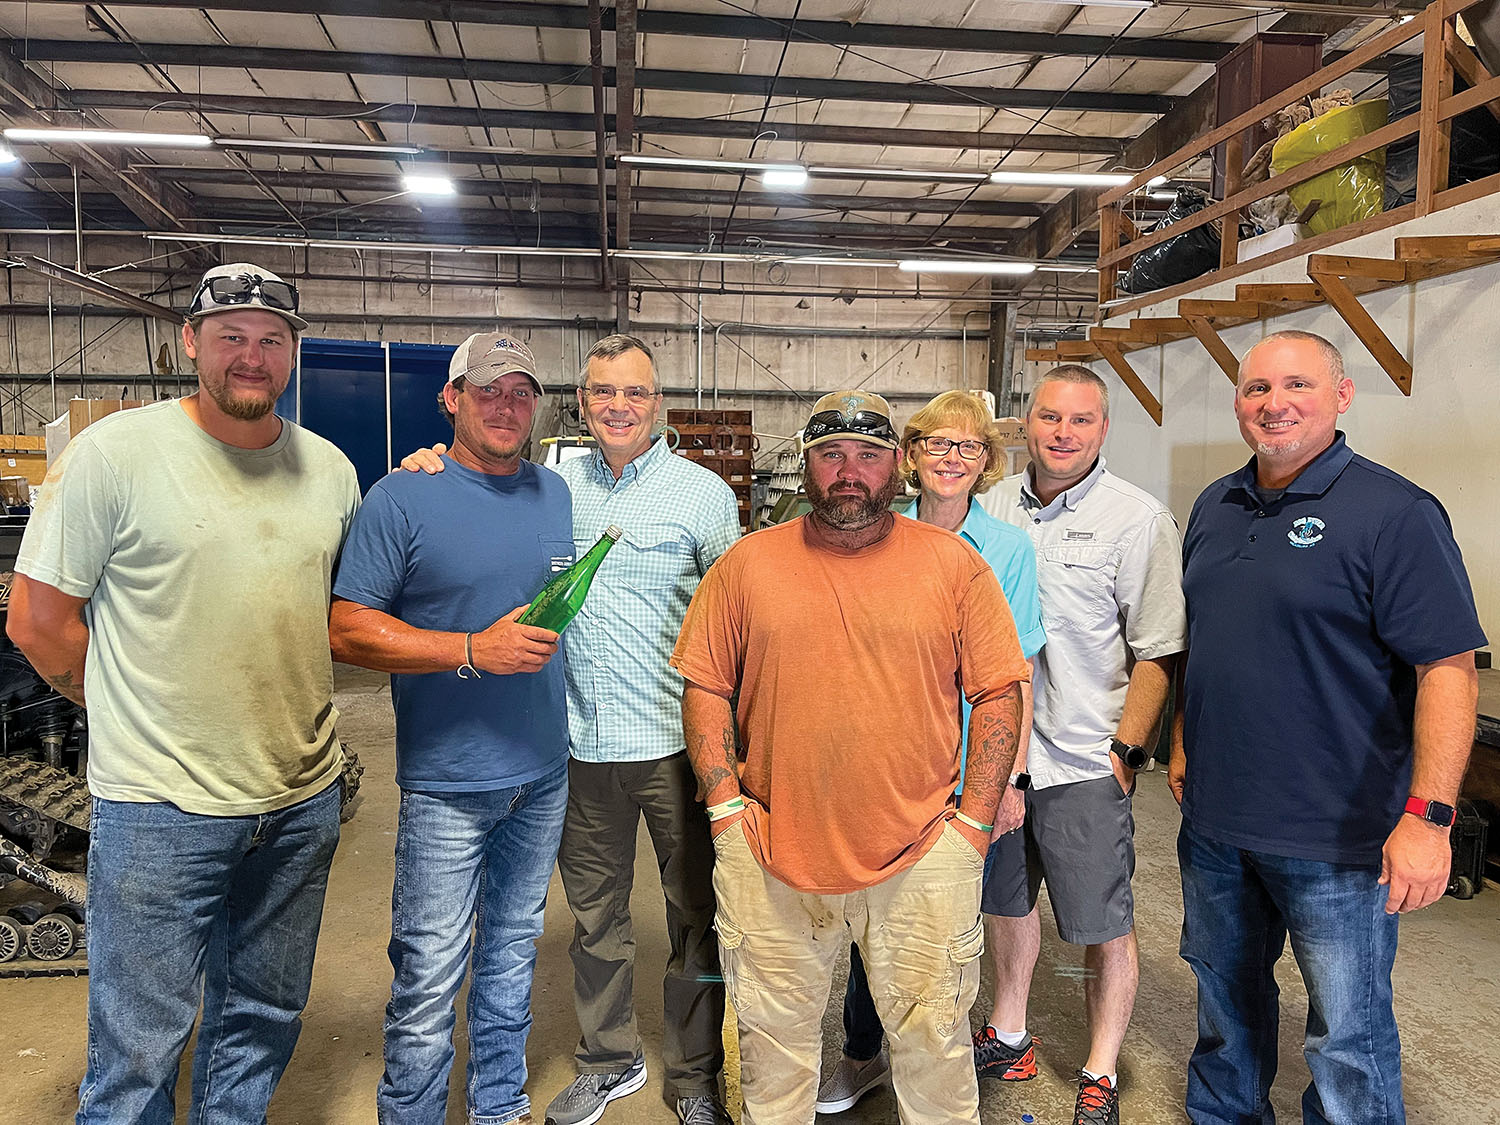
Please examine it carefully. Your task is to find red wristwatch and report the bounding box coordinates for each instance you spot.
[1404,796,1457,828]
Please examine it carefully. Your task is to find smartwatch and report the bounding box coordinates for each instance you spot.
[1110,738,1148,770]
[1404,796,1457,828]
[1009,771,1032,791]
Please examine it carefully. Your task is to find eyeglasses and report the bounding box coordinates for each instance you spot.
[188,273,300,317]
[915,436,987,461]
[802,408,897,446]
[583,384,660,403]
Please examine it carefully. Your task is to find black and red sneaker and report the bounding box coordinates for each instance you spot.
[1072,1071,1119,1125]
[971,1025,1039,1081]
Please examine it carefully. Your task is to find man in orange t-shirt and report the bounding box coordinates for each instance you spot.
[670,389,1029,1125]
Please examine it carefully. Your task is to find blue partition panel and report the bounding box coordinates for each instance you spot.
[275,338,462,497]
[389,342,457,471]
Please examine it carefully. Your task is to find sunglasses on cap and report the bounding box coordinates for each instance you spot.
[188,273,300,317]
[802,408,897,446]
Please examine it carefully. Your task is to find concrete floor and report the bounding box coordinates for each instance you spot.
[4,667,1499,1123]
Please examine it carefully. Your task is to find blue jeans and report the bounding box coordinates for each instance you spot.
[842,943,885,1061]
[1178,822,1404,1125]
[77,781,342,1125]
[378,761,568,1125]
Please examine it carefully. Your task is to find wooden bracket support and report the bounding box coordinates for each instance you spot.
[1306,265,1413,394]
[1181,313,1241,384]
[1094,341,1162,425]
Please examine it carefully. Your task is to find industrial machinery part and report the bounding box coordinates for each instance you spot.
[26,912,77,961]
[0,913,20,962]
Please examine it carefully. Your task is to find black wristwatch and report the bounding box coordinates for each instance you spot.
[1110,738,1148,770]
[1404,796,1457,828]
[1009,771,1032,791]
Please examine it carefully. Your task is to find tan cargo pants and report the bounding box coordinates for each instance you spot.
[711,821,985,1125]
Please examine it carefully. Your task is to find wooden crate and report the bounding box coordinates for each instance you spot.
[668,409,755,529]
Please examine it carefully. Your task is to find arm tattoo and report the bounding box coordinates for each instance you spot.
[960,682,1022,822]
[684,693,741,803]
[46,669,86,707]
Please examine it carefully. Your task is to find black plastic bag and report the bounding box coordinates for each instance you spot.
[1118,189,1222,295]
[1384,55,1500,209]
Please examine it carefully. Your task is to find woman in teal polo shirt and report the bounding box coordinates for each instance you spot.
[816,389,1047,1114]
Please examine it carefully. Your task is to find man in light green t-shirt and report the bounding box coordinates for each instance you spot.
[8,262,359,1125]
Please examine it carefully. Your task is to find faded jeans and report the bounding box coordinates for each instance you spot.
[1178,821,1404,1125]
[712,820,986,1125]
[377,761,568,1125]
[77,781,341,1125]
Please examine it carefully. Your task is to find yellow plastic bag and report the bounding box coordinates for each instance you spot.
[1270,100,1389,235]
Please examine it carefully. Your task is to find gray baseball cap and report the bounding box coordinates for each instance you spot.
[187,262,308,332]
[448,332,544,397]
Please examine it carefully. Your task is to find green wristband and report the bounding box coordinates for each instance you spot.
[955,810,994,833]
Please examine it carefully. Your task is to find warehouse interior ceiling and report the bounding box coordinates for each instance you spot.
[0,0,1421,308]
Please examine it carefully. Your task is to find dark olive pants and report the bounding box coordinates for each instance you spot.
[558,753,725,1098]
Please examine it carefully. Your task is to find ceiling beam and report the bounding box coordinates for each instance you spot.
[9,39,1177,114]
[614,0,636,328]
[147,165,1046,216]
[0,47,213,266]
[13,0,1236,65]
[61,89,1129,155]
[0,191,1020,246]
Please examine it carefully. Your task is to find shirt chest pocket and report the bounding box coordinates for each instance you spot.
[602,527,695,593]
[1038,543,1117,629]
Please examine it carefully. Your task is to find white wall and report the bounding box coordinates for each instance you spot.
[1069,194,1500,638]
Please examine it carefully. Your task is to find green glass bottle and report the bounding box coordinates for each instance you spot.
[518,525,623,633]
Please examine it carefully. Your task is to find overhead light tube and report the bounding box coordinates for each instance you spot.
[899,260,1037,275]
[4,128,212,147]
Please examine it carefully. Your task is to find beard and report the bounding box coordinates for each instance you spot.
[805,465,902,530]
[203,373,279,421]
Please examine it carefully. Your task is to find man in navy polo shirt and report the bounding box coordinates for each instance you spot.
[1171,330,1484,1125]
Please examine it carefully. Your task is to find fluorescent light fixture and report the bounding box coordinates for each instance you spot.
[809,165,988,183]
[217,137,424,155]
[899,260,1037,275]
[990,169,1136,187]
[1003,0,1153,8]
[619,154,804,174]
[0,147,18,166]
[402,173,456,195]
[4,127,212,147]
[760,167,809,189]
[1036,263,1099,274]
[464,245,599,257]
[1148,190,1178,201]
[774,256,903,268]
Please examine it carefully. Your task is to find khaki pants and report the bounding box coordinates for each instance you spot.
[712,822,985,1125]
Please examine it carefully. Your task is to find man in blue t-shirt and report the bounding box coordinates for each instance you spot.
[1172,330,1484,1125]
[330,332,573,1125]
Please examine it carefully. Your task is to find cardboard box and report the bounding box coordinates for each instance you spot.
[993,418,1026,446]
[0,475,30,507]
[1236,223,1312,263]
[0,434,48,485]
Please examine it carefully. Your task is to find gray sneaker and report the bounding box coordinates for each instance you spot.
[815,1048,891,1114]
[545,1057,648,1125]
[676,1095,732,1124]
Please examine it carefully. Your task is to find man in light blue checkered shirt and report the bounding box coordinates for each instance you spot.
[398,335,740,1125]
[545,336,741,1125]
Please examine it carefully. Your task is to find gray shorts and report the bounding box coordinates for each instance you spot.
[980,773,1136,945]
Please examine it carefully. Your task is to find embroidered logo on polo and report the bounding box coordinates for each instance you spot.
[1064,529,1095,541]
[1288,516,1325,549]
[550,554,574,573]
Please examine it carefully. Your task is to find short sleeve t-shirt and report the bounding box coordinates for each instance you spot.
[333,456,573,792]
[15,399,360,815]
[1181,434,1486,864]
[670,514,1031,894]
